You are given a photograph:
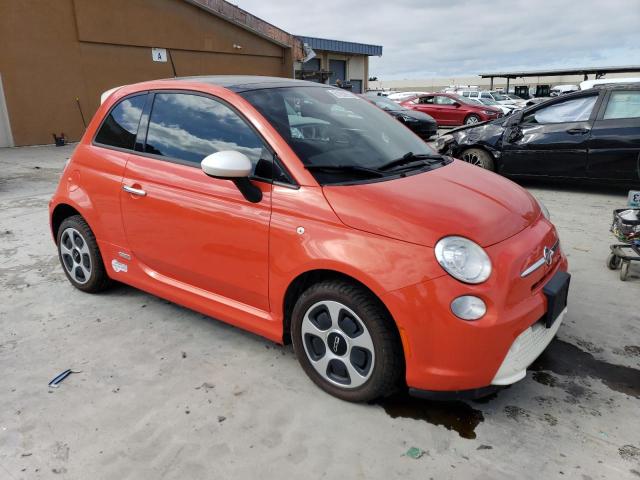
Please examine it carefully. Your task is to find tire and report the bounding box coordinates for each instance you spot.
[620,261,630,281]
[291,280,403,402]
[57,215,111,293]
[464,114,481,125]
[607,253,622,270]
[461,148,495,171]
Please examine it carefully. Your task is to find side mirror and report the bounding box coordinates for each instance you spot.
[507,125,524,143]
[452,102,461,107]
[201,151,252,178]
[201,151,262,203]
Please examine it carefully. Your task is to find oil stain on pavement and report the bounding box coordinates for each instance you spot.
[378,394,484,439]
[530,339,640,399]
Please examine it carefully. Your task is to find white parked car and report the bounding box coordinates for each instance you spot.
[459,90,519,106]
[502,93,528,106]
[387,91,430,102]
[468,97,516,115]
[550,85,579,96]
[580,77,640,90]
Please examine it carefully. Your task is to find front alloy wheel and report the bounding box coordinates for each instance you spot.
[461,148,495,171]
[301,300,375,388]
[291,281,402,402]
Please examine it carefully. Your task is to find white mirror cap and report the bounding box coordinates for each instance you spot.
[201,151,252,178]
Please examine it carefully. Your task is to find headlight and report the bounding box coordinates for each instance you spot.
[483,110,496,115]
[435,134,453,150]
[536,197,550,220]
[434,236,492,284]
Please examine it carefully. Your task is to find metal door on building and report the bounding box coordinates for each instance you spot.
[350,79,363,93]
[0,74,13,147]
[329,60,346,85]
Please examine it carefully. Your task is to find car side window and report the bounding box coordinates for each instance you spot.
[419,96,435,104]
[435,96,455,105]
[522,95,598,125]
[144,93,268,176]
[94,94,146,150]
[603,91,640,120]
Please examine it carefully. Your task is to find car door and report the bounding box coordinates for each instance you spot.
[413,95,441,122]
[120,91,274,311]
[587,89,640,181]
[499,93,601,177]
[433,95,461,125]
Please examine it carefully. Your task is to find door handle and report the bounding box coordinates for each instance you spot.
[566,127,590,135]
[123,185,147,197]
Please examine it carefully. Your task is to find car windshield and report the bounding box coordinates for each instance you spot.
[366,96,407,111]
[241,86,442,184]
[490,92,508,101]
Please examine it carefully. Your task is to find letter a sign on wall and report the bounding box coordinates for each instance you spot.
[151,48,168,62]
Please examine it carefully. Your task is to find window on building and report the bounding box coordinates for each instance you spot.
[94,94,146,150]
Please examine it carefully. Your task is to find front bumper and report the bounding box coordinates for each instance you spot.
[381,216,568,392]
[491,307,566,385]
[409,123,438,140]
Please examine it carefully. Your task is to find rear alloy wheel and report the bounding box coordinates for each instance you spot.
[57,215,110,293]
[465,114,481,125]
[461,148,495,171]
[291,281,402,402]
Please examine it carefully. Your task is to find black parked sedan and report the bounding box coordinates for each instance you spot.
[437,84,640,184]
[363,94,438,140]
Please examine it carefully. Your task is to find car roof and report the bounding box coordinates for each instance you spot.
[172,75,324,92]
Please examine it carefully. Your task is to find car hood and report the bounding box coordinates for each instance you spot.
[322,160,539,248]
[451,121,506,146]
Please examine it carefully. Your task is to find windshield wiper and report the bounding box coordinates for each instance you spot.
[305,164,385,178]
[378,152,445,171]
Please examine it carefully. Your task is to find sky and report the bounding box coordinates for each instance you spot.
[236,0,640,80]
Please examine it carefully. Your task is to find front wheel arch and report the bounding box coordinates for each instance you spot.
[460,146,497,171]
[282,270,402,351]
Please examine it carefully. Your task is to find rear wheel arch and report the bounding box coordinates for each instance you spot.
[51,204,82,242]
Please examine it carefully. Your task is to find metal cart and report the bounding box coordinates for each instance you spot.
[607,208,640,281]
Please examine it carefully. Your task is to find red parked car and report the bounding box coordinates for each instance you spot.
[401,92,503,126]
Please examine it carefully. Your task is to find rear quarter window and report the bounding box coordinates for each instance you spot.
[94,95,146,150]
[603,91,640,120]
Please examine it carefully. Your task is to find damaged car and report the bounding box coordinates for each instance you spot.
[436,84,640,183]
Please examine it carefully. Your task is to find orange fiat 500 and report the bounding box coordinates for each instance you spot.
[50,76,570,402]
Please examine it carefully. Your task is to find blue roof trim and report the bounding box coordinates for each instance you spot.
[296,36,382,56]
